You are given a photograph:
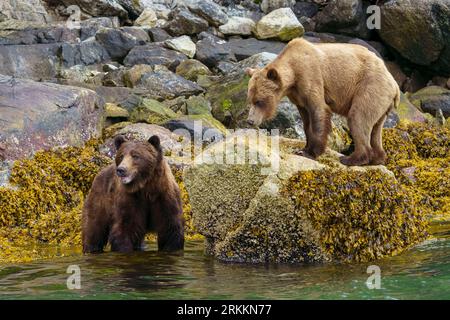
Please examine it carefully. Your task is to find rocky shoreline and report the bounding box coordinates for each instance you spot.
[0,0,449,264]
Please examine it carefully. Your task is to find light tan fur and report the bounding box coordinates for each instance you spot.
[246,38,400,166]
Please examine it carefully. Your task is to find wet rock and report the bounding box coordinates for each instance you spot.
[183,134,427,263]
[175,59,212,82]
[227,37,285,60]
[185,0,229,27]
[164,7,209,36]
[61,38,111,68]
[165,36,196,58]
[293,1,319,18]
[255,7,304,41]
[123,43,187,70]
[195,32,236,68]
[95,27,143,60]
[379,0,450,74]
[0,43,61,80]
[409,86,450,118]
[134,8,157,27]
[315,0,369,39]
[0,74,104,161]
[219,16,256,36]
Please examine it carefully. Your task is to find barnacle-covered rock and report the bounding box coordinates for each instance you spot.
[183,133,428,263]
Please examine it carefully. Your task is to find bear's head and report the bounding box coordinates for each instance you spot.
[245,67,284,127]
[113,135,162,191]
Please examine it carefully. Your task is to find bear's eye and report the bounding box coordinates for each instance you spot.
[254,100,264,108]
[131,154,140,160]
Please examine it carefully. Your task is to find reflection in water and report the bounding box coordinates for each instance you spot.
[0,225,449,300]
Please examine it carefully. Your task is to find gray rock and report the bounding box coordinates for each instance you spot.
[218,16,256,36]
[185,0,229,27]
[293,1,319,18]
[59,0,128,19]
[379,0,450,74]
[255,7,304,41]
[195,32,236,68]
[260,0,295,14]
[175,59,212,81]
[409,86,450,118]
[148,27,172,42]
[80,17,120,40]
[61,38,111,68]
[95,27,143,60]
[227,37,285,60]
[0,43,61,80]
[0,0,52,23]
[164,7,209,36]
[0,74,104,161]
[165,35,196,58]
[124,43,188,71]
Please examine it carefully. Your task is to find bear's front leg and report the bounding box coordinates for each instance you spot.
[109,206,147,253]
[152,193,184,252]
[303,102,331,159]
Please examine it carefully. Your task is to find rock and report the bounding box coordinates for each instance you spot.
[104,103,129,126]
[122,64,154,88]
[94,86,143,110]
[175,59,212,82]
[59,0,128,19]
[0,20,80,45]
[379,0,450,74]
[218,16,256,36]
[260,98,303,138]
[186,95,212,115]
[255,8,304,41]
[293,1,319,18]
[227,38,285,60]
[138,66,204,100]
[95,27,142,60]
[0,43,61,80]
[117,0,145,18]
[148,27,172,42]
[164,7,209,36]
[0,0,53,23]
[165,36,196,58]
[102,123,190,159]
[130,98,178,124]
[80,17,121,40]
[59,64,104,86]
[409,86,450,118]
[134,8,157,27]
[163,114,227,143]
[185,0,229,27]
[120,26,151,43]
[183,133,427,263]
[447,78,450,89]
[123,43,188,71]
[195,32,236,68]
[216,61,237,75]
[0,74,104,161]
[315,0,368,39]
[404,70,428,94]
[385,93,428,127]
[260,0,295,13]
[61,38,111,68]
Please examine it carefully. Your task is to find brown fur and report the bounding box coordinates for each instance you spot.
[246,38,400,166]
[82,135,184,253]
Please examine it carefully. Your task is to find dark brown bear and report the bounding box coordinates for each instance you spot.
[82,135,184,253]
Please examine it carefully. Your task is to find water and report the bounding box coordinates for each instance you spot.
[1,225,449,300]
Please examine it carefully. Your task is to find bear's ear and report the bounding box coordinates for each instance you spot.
[245,68,257,76]
[266,68,279,82]
[148,135,161,150]
[114,135,126,150]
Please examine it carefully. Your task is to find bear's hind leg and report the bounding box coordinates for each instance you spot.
[153,196,184,252]
[370,114,387,165]
[340,110,372,166]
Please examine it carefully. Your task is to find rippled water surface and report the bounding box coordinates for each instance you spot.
[1,225,449,300]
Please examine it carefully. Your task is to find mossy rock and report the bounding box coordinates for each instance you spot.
[408,86,450,118]
[183,133,428,264]
[130,98,178,125]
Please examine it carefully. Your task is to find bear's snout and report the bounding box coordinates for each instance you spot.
[116,167,127,178]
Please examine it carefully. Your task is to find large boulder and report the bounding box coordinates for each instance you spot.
[185,0,229,27]
[164,7,209,36]
[0,43,61,80]
[58,0,128,19]
[195,32,236,68]
[183,133,428,263]
[255,8,304,41]
[165,36,196,59]
[0,0,53,23]
[61,38,111,68]
[0,75,104,161]
[95,27,146,60]
[315,0,369,39]
[218,16,256,36]
[175,59,212,82]
[227,37,285,61]
[123,43,188,70]
[379,0,450,75]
